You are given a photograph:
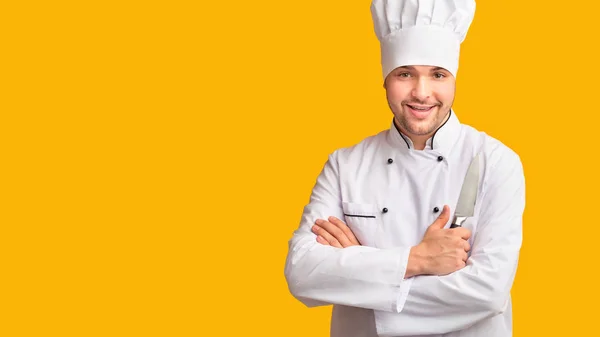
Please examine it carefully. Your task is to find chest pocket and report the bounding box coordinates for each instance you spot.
[342,202,381,248]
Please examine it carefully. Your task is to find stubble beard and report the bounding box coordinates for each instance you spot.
[391,102,452,137]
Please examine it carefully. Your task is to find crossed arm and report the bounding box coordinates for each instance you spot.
[284,150,525,335]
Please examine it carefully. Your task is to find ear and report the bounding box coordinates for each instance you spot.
[383,74,390,90]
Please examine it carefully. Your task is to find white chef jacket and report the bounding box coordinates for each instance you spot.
[284,110,525,337]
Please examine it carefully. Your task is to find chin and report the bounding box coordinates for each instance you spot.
[401,116,440,135]
[407,124,437,136]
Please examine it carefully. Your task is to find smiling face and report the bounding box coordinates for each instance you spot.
[384,65,456,147]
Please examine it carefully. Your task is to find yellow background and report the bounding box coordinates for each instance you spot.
[1,0,597,336]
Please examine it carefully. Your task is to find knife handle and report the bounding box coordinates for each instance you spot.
[450,223,461,228]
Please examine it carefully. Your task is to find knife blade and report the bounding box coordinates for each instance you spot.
[450,153,480,228]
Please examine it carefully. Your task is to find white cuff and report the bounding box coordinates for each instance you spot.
[394,247,413,313]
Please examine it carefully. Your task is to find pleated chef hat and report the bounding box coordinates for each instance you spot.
[371,0,476,81]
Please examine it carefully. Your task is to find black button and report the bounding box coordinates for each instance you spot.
[382,207,388,213]
[437,156,444,162]
[433,207,439,213]
[387,158,393,164]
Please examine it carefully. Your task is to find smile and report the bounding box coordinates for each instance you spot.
[406,104,434,111]
[405,104,437,119]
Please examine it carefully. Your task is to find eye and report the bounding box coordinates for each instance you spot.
[433,72,446,79]
[397,72,411,78]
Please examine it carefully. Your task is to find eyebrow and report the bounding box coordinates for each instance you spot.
[396,66,448,72]
[430,67,447,72]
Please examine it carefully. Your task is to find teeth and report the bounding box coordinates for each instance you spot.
[409,105,432,111]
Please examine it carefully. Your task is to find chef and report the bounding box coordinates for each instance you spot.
[283,0,525,336]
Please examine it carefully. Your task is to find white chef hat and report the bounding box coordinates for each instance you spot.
[370,0,476,81]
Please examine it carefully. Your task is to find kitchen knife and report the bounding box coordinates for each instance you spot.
[450,153,480,228]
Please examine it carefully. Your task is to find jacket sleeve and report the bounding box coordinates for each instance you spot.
[374,151,526,336]
[284,150,414,313]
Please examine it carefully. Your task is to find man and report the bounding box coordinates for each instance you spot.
[284,0,525,336]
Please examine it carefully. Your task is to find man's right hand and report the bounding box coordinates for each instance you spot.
[404,205,471,278]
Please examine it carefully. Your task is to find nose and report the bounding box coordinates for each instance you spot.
[412,77,431,101]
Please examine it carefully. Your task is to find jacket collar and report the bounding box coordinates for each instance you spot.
[387,109,461,157]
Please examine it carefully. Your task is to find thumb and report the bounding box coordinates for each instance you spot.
[429,205,450,230]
